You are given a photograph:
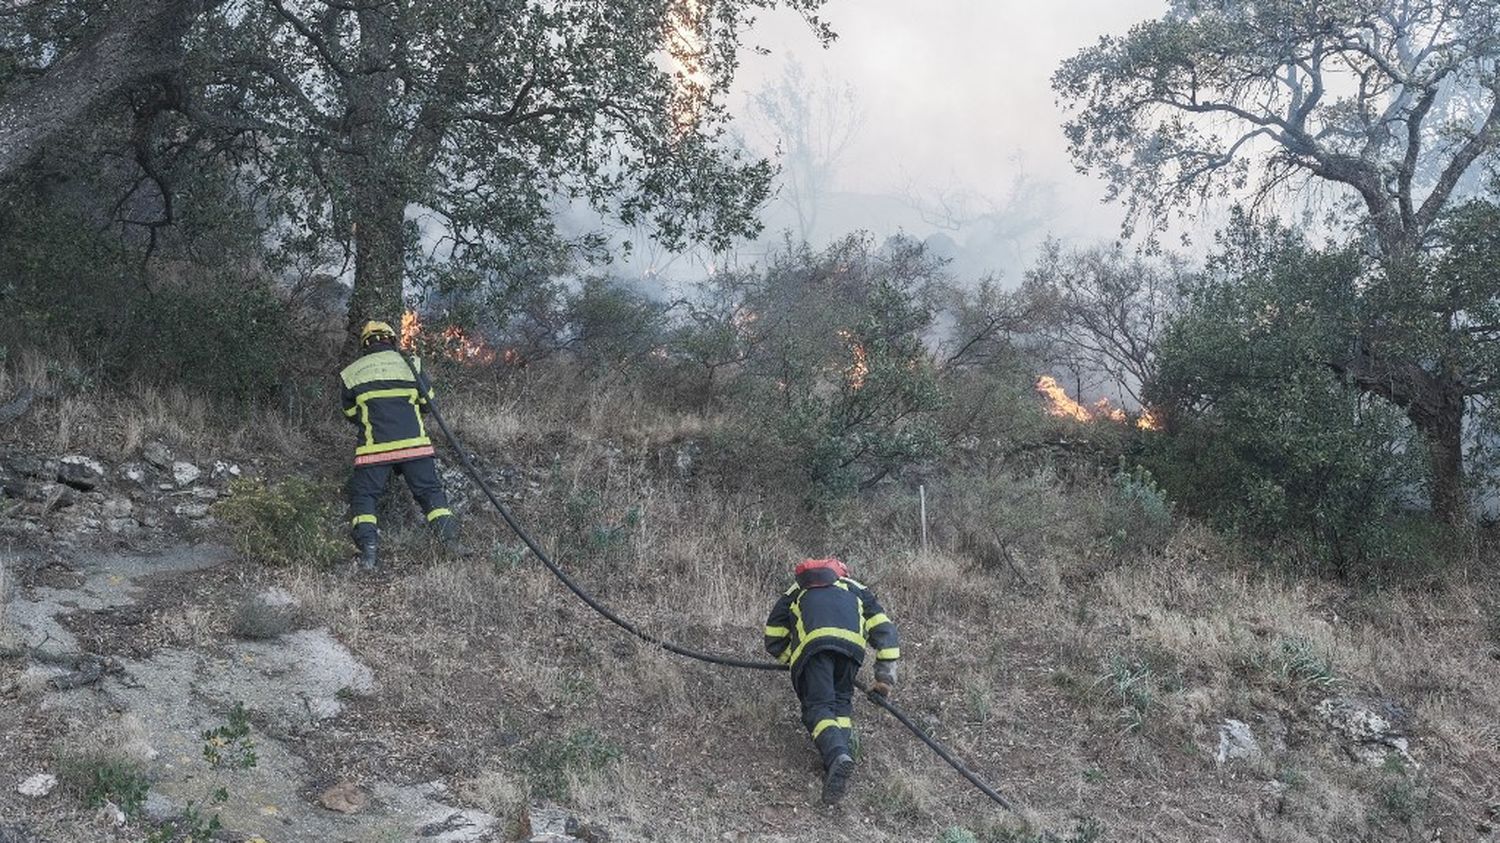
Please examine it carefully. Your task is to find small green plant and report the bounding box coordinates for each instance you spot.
[59,756,149,817]
[1104,461,1174,553]
[937,828,980,843]
[521,729,621,800]
[1262,636,1339,689]
[214,477,345,567]
[1095,655,1159,733]
[1373,756,1427,827]
[201,702,257,770]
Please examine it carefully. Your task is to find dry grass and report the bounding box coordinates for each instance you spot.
[6,349,1499,841]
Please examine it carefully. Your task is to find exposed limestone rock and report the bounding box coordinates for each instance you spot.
[1216,718,1260,764]
[142,441,173,470]
[1316,695,1414,766]
[171,461,201,487]
[15,773,57,798]
[56,455,106,491]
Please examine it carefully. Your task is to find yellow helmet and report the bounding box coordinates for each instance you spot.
[360,320,397,346]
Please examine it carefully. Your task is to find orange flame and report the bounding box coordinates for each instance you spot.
[402,310,501,366]
[1035,375,1160,430]
[1035,375,1091,422]
[838,329,869,391]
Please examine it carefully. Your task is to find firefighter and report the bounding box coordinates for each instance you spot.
[764,557,900,805]
[339,320,457,569]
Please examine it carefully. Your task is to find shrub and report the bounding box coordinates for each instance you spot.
[56,753,149,817]
[520,728,621,800]
[214,477,345,567]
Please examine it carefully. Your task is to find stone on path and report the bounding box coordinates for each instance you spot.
[15,773,57,798]
[318,782,369,814]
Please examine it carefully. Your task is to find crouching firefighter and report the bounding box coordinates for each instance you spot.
[339,320,458,569]
[764,557,900,805]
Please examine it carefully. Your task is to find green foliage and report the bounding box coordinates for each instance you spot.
[58,755,149,817]
[201,702,258,770]
[214,477,345,568]
[1094,654,1170,734]
[1146,220,1428,573]
[707,236,951,507]
[938,828,980,843]
[520,729,621,801]
[1253,636,1339,691]
[1103,462,1173,554]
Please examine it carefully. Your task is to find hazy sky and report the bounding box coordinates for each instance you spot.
[719,0,1171,273]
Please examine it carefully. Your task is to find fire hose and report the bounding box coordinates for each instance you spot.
[401,354,1016,814]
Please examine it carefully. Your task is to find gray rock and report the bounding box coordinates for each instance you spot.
[118,463,149,487]
[142,441,173,470]
[190,486,219,501]
[173,503,210,520]
[104,518,141,536]
[101,496,133,519]
[16,773,57,798]
[1316,695,1414,766]
[211,460,242,480]
[1216,718,1260,764]
[10,455,55,479]
[171,461,201,487]
[57,456,106,491]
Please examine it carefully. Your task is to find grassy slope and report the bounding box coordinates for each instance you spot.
[2,353,1498,842]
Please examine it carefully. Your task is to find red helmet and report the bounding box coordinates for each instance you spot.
[794,556,849,580]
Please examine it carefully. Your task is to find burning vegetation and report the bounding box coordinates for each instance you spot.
[1035,375,1160,431]
[400,310,505,367]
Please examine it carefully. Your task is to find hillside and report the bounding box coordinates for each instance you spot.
[2,355,1498,843]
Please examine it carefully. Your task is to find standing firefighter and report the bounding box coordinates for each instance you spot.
[339,320,457,569]
[764,557,900,804]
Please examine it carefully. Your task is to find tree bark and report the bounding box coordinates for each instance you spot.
[0,0,206,182]
[1332,347,1467,523]
[341,5,406,349]
[1416,388,1465,525]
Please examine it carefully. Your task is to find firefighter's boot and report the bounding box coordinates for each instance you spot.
[822,753,854,805]
[357,539,379,571]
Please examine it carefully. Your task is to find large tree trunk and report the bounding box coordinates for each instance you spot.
[1333,347,1468,523]
[341,6,406,350]
[1414,390,1466,525]
[0,0,205,182]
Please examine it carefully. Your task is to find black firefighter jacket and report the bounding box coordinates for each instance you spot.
[338,347,437,465]
[764,568,901,675]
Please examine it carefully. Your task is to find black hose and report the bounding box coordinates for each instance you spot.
[855,680,1016,812]
[400,353,1017,811]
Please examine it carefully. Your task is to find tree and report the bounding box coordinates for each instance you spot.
[1055,0,1500,520]
[747,58,861,244]
[1021,241,1187,406]
[179,0,832,342]
[0,0,220,183]
[1147,220,1425,570]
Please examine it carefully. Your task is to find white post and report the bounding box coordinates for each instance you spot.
[919,484,929,557]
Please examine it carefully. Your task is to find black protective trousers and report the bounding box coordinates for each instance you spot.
[347,456,452,545]
[793,650,857,769]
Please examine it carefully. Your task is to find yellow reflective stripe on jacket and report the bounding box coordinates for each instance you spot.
[340,350,420,388]
[836,716,851,728]
[426,507,453,521]
[864,613,891,633]
[811,718,841,739]
[764,626,790,638]
[351,514,377,526]
[354,436,433,457]
[876,647,901,660]
[787,627,867,667]
[343,405,359,418]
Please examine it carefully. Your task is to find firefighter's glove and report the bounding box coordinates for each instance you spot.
[875,662,897,687]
